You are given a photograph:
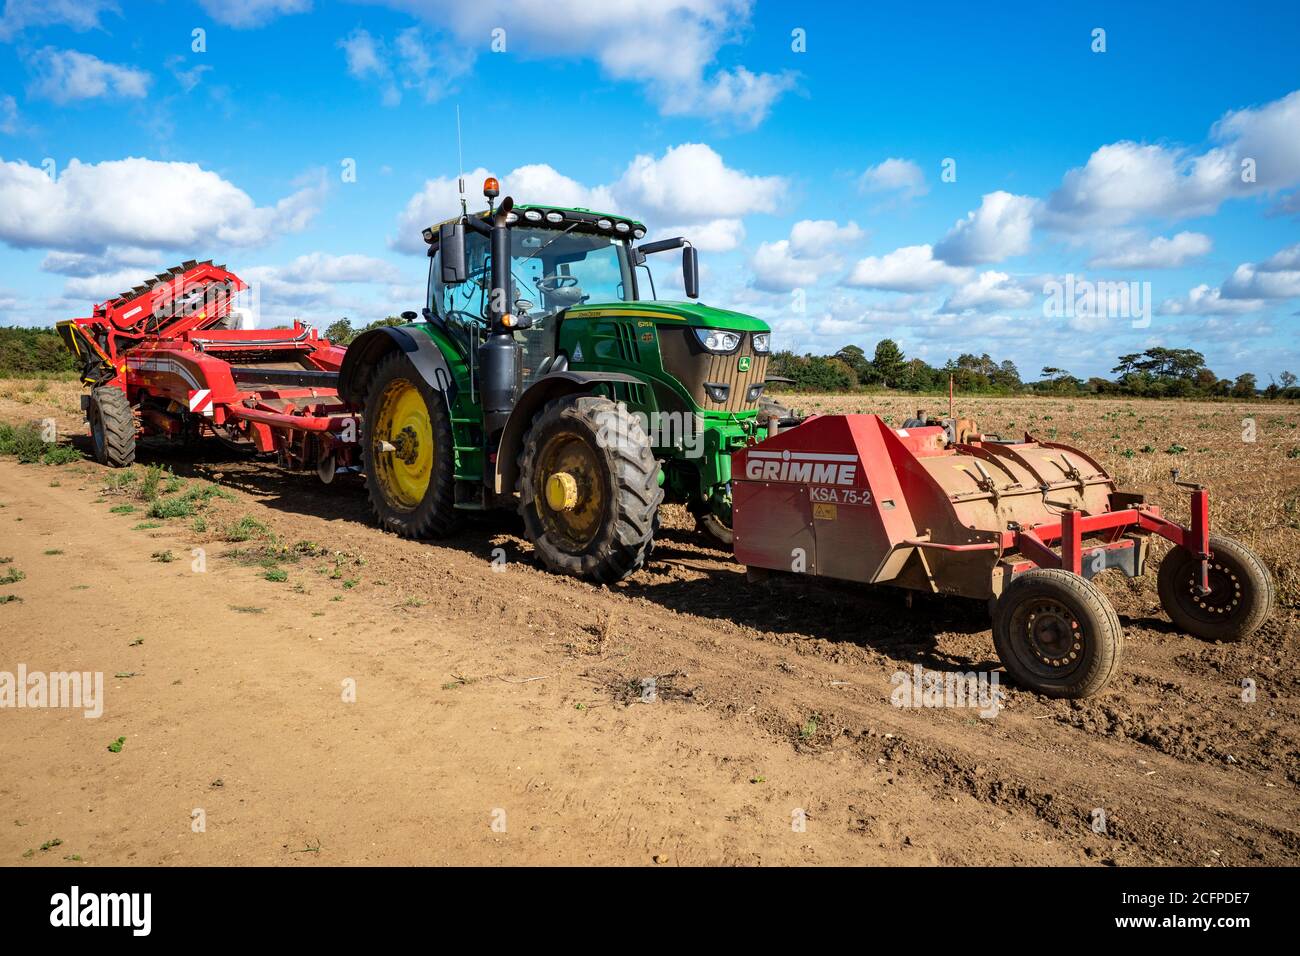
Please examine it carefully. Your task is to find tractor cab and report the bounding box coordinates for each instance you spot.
[425,202,652,387]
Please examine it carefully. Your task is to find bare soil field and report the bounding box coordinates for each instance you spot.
[1,377,1297,866]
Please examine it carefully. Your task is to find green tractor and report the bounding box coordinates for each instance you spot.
[337,177,775,583]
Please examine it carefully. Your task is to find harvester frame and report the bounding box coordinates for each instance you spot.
[733,412,1274,698]
[57,260,357,479]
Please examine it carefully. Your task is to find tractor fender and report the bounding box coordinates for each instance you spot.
[337,326,458,410]
[494,370,643,494]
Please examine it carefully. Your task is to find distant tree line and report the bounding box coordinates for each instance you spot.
[769,341,1299,400]
[0,327,78,376]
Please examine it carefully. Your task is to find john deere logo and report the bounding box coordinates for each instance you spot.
[738,356,752,372]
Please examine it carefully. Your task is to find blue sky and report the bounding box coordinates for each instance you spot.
[1,0,1298,381]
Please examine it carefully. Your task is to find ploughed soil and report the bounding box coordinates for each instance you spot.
[0,379,1297,865]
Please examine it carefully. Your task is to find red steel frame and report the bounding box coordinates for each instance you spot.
[59,262,356,472]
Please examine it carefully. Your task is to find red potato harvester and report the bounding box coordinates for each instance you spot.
[57,260,358,481]
[731,412,1274,698]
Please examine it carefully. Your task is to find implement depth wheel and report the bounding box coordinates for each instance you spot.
[1157,534,1273,642]
[993,569,1123,699]
[518,394,662,583]
[362,351,459,538]
[88,386,136,467]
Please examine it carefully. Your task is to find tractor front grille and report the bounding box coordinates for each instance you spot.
[659,329,768,413]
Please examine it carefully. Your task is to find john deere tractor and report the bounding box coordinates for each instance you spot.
[337,177,774,583]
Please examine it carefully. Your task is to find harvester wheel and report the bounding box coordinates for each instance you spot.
[993,569,1123,699]
[517,394,662,583]
[88,386,136,468]
[362,351,459,538]
[1157,534,1273,642]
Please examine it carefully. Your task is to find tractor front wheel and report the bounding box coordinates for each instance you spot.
[993,569,1123,698]
[518,394,661,583]
[362,351,459,538]
[1157,534,1273,642]
[88,386,136,467]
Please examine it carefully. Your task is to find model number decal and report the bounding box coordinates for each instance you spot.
[810,486,872,505]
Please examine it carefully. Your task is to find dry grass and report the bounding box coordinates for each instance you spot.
[774,392,1300,609]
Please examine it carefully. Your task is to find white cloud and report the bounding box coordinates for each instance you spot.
[844,244,972,292]
[1046,89,1300,229]
[666,65,797,128]
[858,158,928,199]
[0,158,325,253]
[274,252,401,285]
[652,218,745,253]
[933,191,1036,265]
[391,144,782,255]
[1087,231,1212,269]
[391,164,616,254]
[63,268,159,301]
[166,55,211,94]
[1221,242,1300,299]
[1159,284,1265,316]
[362,0,796,127]
[41,246,168,277]
[750,219,864,292]
[196,0,311,29]
[338,26,473,106]
[1212,89,1300,192]
[509,164,617,212]
[613,143,784,222]
[24,48,150,103]
[942,271,1035,312]
[241,253,408,321]
[0,0,119,40]
[0,93,17,133]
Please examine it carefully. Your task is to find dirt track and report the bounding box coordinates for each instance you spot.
[1,382,1297,866]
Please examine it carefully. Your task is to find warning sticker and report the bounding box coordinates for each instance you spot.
[812,502,837,521]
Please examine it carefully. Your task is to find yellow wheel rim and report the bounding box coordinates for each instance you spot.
[373,379,434,510]
[534,431,605,550]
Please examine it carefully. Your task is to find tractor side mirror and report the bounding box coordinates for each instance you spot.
[682,245,699,299]
[439,222,467,284]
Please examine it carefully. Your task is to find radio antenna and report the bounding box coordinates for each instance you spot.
[456,104,467,217]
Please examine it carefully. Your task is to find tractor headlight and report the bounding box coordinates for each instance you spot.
[751,332,770,354]
[693,328,741,353]
[704,382,730,403]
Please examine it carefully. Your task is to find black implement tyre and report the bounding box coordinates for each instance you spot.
[518,394,661,583]
[993,569,1123,698]
[88,386,136,467]
[693,508,733,548]
[361,350,460,538]
[697,511,733,548]
[1157,534,1273,642]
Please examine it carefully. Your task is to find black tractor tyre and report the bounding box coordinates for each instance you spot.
[693,509,734,549]
[517,394,662,583]
[88,386,136,468]
[992,568,1124,699]
[361,350,460,539]
[1157,534,1273,642]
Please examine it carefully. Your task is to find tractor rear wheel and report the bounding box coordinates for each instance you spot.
[362,351,459,538]
[88,386,136,468]
[517,394,661,583]
[993,569,1123,698]
[1157,534,1273,642]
